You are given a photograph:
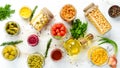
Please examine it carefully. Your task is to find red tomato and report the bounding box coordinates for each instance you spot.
[60,26,65,31]
[57,33,61,36]
[51,23,66,37]
[56,29,60,33]
[56,24,62,28]
[60,31,65,36]
[52,26,56,31]
[52,30,56,36]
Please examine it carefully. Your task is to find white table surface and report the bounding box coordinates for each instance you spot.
[0,0,120,68]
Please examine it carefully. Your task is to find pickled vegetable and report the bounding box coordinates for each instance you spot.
[2,45,18,61]
[27,54,44,68]
[5,21,20,35]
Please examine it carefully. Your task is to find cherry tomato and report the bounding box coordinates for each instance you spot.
[52,30,56,36]
[57,33,61,36]
[52,26,56,31]
[60,31,65,36]
[56,29,60,33]
[51,23,67,38]
[60,26,65,31]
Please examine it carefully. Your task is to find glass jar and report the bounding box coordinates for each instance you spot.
[83,3,111,35]
[30,7,54,31]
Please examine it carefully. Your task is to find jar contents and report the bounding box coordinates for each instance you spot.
[19,6,32,19]
[2,45,18,61]
[27,53,44,68]
[30,7,54,31]
[64,38,81,56]
[108,5,120,18]
[51,23,67,39]
[5,21,20,35]
[88,46,108,66]
[51,49,62,61]
[27,34,39,47]
[83,3,111,35]
[60,4,76,22]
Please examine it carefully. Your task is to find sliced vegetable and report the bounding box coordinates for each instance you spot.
[98,37,118,55]
[29,5,38,21]
[0,4,15,21]
[51,23,67,39]
[70,19,88,39]
[0,40,23,46]
[45,38,52,58]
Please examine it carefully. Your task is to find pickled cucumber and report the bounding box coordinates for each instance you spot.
[5,21,20,35]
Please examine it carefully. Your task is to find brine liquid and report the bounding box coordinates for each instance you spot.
[64,39,81,56]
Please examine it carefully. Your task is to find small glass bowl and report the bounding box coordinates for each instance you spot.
[19,6,32,19]
[60,4,76,22]
[27,53,44,68]
[51,23,67,40]
[5,21,20,36]
[88,46,109,66]
[51,48,63,61]
[2,45,19,61]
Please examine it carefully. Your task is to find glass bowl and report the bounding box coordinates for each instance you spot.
[5,21,20,36]
[27,53,44,68]
[88,46,109,66]
[2,45,19,61]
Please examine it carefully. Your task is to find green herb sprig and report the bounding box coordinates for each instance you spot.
[29,5,38,21]
[0,40,23,46]
[45,38,52,58]
[0,4,15,21]
[70,19,88,39]
[98,37,118,55]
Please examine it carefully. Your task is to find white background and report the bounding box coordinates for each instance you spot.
[0,0,120,68]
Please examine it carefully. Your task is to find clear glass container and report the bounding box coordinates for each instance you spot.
[27,53,44,68]
[88,46,109,66]
[5,21,20,36]
[63,38,81,56]
[2,45,19,61]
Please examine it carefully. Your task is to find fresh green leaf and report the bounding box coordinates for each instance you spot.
[0,40,23,46]
[70,19,88,39]
[98,37,118,55]
[45,38,52,58]
[0,4,15,21]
